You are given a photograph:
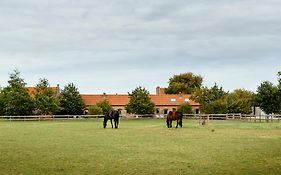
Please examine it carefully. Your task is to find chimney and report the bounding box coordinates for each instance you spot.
[56,84,60,96]
[156,86,165,95]
[156,86,160,95]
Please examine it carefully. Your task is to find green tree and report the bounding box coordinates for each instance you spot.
[34,78,60,115]
[225,89,254,114]
[204,99,228,114]
[165,72,203,94]
[0,89,4,115]
[1,70,34,115]
[88,105,103,115]
[177,103,193,114]
[255,81,280,114]
[96,100,112,114]
[125,86,155,114]
[191,84,227,113]
[59,83,85,115]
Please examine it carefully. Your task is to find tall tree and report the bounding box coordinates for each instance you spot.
[34,78,60,115]
[0,89,4,115]
[255,81,280,114]
[165,73,203,94]
[191,84,227,113]
[225,89,254,114]
[59,83,85,115]
[125,86,155,114]
[1,70,34,115]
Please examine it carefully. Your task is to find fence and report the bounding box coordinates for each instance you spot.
[183,113,281,125]
[0,115,104,121]
[0,113,280,123]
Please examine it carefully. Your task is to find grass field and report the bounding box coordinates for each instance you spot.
[0,119,281,175]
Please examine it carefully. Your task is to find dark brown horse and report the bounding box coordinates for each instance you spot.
[166,111,183,128]
[103,110,121,129]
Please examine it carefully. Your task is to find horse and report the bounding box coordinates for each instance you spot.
[166,111,183,128]
[103,110,121,129]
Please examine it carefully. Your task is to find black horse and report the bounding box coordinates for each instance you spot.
[103,110,121,129]
[166,111,183,128]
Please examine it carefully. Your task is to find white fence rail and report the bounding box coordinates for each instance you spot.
[0,113,280,122]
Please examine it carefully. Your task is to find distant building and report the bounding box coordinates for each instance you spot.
[27,84,60,97]
[26,85,200,115]
[81,87,200,116]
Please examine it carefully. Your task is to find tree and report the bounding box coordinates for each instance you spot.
[125,86,155,114]
[88,105,103,115]
[1,70,34,115]
[96,100,112,114]
[225,89,254,114]
[165,73,203,94]
[0,89,4,115]
[255,81,280,114]
[177,103,193,114]
[34,78,60,115]
[191,84,227,113]
[203,99,228,114]
[59,83,85,115]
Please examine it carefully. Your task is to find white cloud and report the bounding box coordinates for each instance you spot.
[0,0,281,93]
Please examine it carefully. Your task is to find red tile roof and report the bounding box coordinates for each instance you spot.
[27,87,59,96]
[81,94,199,107]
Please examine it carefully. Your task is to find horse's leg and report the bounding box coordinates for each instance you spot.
[103,118,107,128]
[114,118,118,129]
[110,119,113,129]
[176,119,179,128]
[179,118,183,127]
[169,120,173,128]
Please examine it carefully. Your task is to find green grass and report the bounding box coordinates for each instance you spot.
[0,119,281,175]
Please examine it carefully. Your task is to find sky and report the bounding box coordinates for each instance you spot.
[0,0,280,94]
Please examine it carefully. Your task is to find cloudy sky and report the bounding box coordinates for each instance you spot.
[0,0,280,94]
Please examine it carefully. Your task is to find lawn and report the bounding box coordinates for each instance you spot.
[0,119,280,175]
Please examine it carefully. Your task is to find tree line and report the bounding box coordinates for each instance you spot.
[165,72,281,114]
[1,70,280,116]
[0,70,85,116]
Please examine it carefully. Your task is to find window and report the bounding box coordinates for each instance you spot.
[156,108,160,114]
[170,98,176,102]
[164,109,168,114]
[185,98,190,102]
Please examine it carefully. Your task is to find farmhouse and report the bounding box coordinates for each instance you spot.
[27,86,200,116]
[81,87,200,116]
[27,84,60,97]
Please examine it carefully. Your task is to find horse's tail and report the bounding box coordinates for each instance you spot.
[166,116,169,128]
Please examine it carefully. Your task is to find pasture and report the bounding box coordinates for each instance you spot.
[0,119,280,175]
